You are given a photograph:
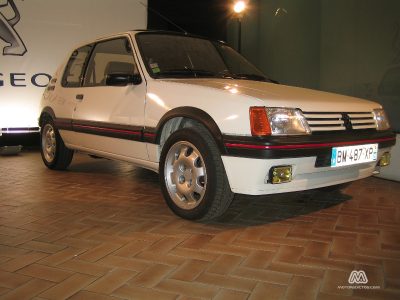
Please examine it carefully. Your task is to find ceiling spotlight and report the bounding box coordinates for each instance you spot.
[233,1,246,14]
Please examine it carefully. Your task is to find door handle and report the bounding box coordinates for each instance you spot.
[76,94,84,101]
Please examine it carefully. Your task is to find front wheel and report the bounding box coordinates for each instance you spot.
[159,126,234,221]
[40,119,74,170]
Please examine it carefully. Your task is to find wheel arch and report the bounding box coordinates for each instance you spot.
[39,107,56,127]
[155,107,226,154]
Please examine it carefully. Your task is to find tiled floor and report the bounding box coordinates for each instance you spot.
[0,150,399,300]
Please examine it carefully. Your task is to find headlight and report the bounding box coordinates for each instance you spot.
[373,108,390,131]
[266,107,311,135]
[249,107,311,136]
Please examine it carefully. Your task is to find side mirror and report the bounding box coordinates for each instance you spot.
[105,73,142,86]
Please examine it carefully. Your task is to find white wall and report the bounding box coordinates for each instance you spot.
[0,0,147,131]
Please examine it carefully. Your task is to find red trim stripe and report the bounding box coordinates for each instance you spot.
[225,137,396,150]
[73,124,141,136]
[144,132,156,138]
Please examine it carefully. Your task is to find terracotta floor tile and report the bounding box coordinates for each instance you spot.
[69,290,120,300]
[85,268,137,294]
[112,240,153,257]
[113,283,179,300]
[38,247,86,266]
[78,243,122,262]
[275,245,305,263]
[0,270,31,289]
[299,256,355,271]
[58,258,111,276]
[136,250,187,265]
[19,240,67,254]
[97,255,149,271]
[170,247,220,261]
[207,254,242,275]
[213,289,249,300]
[196,272,257,292]
[155,278,219,298]
[17,263,73,283]
[248,282,286,300]
[0,286,11,296]
[129,264,174,287]
[145,237,184,253]
[1,152,400,299]
[1,279,54,300]
[170,259,209,281]
[268,262,324,278]
[0,252,48,272]
[39,273,96,299]
[232,267,292,285]
[384,259,400,280]
[320,269,353,296]
[353,288,400,300]
[304,241,331,258]
[179,234,213,249]
[242,250,275,269]
[286,276,321,300]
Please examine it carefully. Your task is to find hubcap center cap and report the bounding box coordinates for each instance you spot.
[165,141,208,210]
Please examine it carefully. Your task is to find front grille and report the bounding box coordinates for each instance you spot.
[303,112,376,132]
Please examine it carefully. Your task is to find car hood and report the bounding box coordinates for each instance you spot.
[162,78,381,112]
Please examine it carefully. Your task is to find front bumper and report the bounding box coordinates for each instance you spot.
[222,146,391,195]
[223,130,396,161]
[221,130,396,195]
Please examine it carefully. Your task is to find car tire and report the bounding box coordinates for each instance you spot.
[40,119,74,170]
[159,125,234,221]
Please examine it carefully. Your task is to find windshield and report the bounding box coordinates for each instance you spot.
[136,33,270,82]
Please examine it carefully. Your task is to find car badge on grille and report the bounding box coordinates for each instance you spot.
[341,113,353,130]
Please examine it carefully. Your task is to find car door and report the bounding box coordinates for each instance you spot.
[56,44,93,146]
[70,36,148,160]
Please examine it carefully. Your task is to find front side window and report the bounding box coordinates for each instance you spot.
[62,45,92,87]
[83,38,139,87]
[136,33,268,82]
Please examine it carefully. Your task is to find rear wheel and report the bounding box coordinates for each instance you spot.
[40,119,74,170]
[159,126,234,220]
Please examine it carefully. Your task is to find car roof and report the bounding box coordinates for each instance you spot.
[70,30,226,52]
[95,29,226,44]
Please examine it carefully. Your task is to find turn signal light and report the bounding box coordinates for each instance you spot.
[379,152,391,167]
[270,166,292,184]
[250,107,271,136]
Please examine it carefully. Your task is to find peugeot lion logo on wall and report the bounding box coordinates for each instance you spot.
[0,0,27,56]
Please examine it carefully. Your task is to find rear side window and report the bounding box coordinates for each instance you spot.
[62,45,92,87]
[83,38,139,87]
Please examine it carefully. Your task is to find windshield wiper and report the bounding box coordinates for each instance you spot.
[157,69,216,78]
[156,69,278,83]
[231,73,267,82]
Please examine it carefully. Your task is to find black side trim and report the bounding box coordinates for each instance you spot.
[73,120,143,141]
[143,127,157,143]
[54,118,73,131]
[155,107,225,152]
[223,130,396,161]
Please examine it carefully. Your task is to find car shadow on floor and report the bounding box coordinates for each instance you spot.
[213,188,352,226]
[69,156,352,227]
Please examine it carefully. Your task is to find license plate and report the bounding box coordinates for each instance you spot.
[331,143,378,167]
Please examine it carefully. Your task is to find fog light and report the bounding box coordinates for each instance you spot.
[270,166,292,184]
[379,152,391,167]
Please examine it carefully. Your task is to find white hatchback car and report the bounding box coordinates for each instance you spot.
[39,31,396,220]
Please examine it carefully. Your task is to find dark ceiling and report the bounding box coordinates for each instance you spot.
[147,0,230,41]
